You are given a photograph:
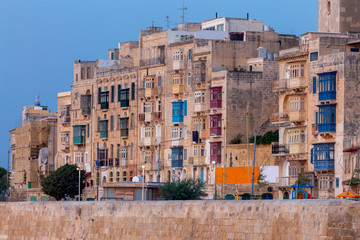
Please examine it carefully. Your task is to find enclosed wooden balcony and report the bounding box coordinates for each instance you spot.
[172,84,184,95]
[289,110,306,122]
[289,76,306,90]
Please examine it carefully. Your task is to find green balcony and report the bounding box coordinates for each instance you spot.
[73,125,86,145]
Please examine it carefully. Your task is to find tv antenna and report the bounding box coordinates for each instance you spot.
[178,1,187,23]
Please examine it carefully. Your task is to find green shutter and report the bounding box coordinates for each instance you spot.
[111,85,114,102]
[131,83,135,100]
[97,117,100,132]
[110,115,114,131]
[98,88,101,104]
[118,85,121,101]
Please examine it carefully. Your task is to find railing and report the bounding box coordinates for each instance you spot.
[171,160,183,168]
[100,102,109,110]
[272,113,289,123]
[272,81,288,92]
[210,100,221,109]
[60,116,70,124]
[121,129,129,137]
[140,57,165,67]
[100,131,108,139]
[210,127,221,137]
[276,177,290,186]
[272,144,290,155]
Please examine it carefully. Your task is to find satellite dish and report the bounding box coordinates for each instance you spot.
[38,147,48,165]
[132,176,143,182]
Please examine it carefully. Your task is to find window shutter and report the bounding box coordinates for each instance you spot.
[97,117,100,132]
[313,77,317,94]
[118,85,121,101]
[311,148,314,164]
[158,76,161,87]
[131,82,135,100]
[188,49,192,60]
[156,125,161,137]
[110,115,114,131]
[141,127,145,138]
[111,86,114,102]
[98,88,101,104]
[184,100,187,116]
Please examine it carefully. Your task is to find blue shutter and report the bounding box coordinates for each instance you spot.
[313,77,317,94]
[184,100,187,116]
[188,49,192,60]
[311,148,314,164]
[158,76,162,87]
[111,86,114,102]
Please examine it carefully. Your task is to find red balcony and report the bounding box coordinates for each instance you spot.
[210,127,221,137]
[210,142,222,164]
[210,87,222,109]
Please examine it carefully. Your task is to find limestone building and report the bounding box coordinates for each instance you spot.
[10,103,57,190]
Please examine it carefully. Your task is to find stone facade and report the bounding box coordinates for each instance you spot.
[1,200,360,239]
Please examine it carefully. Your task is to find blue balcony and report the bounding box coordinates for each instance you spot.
[172,100,185,123]
[318,72,336,101]
[311,143,335,171]
[170,147,183,168]
[318,124,336,133]
[171,160,183,168]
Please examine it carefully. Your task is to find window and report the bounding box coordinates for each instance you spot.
[119,88,130,107]
[187,73,191,85]
[131,113,134,129]
[111,52,114,60]
[217,24,224,31]
[311,143,335,171]
[172,100,184,123]
[336,177,340,188]
[172,127,184,139]
[111,86,114,102]
[131,82,135,100]
[193,118,206,131]
[145,76,155,89]
[99,120,108,138]
[145,127,154,138]
[99,90,109,110]
[316,104,336,133]
[110,115,114,131]
[319,176,334,190]
[210,142,222,163]
[310,52,318,62]
[195,92,205,104]
[158,76,162,87]
[194,145,206,157]
[172,74,183,85]
[289,64,305,78]
[61,132,69,143]
[210,87,222,109]
[289,97,305,111]
[143,102,154,113]
[87,67,91,79]
[74,152,83,164]
[171,147,183,168]
[143,151,153,163]
[73,125,86,145]
[288,129,306,143]
[120,118,129,137]
[157,101,161,112]
[318,72,336,101]
[210,114,222,136]
[173,51,183,61]
[188,49,192,60]
[64,155,69,165]
[289,162,301,177]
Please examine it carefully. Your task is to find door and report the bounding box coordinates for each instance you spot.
[147,189,152,200]
[108,189,114,200]
[200,168,204,183]
[135,189,142,201]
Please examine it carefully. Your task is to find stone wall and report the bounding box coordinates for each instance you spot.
[0,200,359,239]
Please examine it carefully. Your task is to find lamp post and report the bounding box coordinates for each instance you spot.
[142,164,145,201]
[212,160,217,199]
[251,124,289,197]
[76,167,81,201]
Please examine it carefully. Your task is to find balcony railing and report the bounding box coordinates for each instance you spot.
[272,113,289,123]
[318,124,336,133]
[272,81,288,92]
[171,160,183,168]
[60,142,70,151]
[172,84,184,95]
[289,110,306,122]
[272,144,289,155]
[210,155,221,164]
[276,177,290,187]
[210,127,221,137]
[60,116,71,124]
[140,137,161,147]
[100,102,109,110]
[121,129,129,138]
[140,57,165,67]
[210,100,221,109]
[289,77,306,89]
[193,156,206,165]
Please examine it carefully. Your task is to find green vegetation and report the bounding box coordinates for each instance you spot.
[249,130,279,145]
[41,164,85,201]
[160,179,205,200]
[0,167,9,195]
[295,173,311,187]
[229,134,243,144]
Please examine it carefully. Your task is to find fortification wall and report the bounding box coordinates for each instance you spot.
[0,200,359,239]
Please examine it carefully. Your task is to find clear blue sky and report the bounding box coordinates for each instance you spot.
[0,0,318,169]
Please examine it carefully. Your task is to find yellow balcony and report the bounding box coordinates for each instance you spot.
[172,84,184,95]
[289,77,306,89]
[289,110,306,122]
[289,143,306,155]
[193,156,206,165]
[194,103,206,112]
[145,88,155,98]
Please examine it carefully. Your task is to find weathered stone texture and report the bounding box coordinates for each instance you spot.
[0,200,359,239]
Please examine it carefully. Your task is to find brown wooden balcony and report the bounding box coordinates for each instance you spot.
[289,77,306,89]
[272,113,289,123]
[172,84,184,95]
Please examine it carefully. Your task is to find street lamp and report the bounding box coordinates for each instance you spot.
[76,167,82,201]
[250,124,289,197]
[212,160,218,199]
[142,164,145,201]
